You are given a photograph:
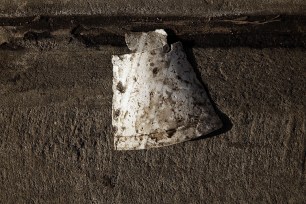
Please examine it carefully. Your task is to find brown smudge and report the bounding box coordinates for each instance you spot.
[166,129,177,138]
[150,132,165,142]
[112,125,118,133]
[114,109,120,119]
[116,81,126,93]
[152,67,158,76]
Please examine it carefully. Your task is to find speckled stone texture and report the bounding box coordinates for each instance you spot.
[0,0,305,203]
[0,38,305,202]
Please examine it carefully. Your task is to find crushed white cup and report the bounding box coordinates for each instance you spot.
[112,29,222,150]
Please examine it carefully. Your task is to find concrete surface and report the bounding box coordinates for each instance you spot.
[0,0,305,203]
[0,0,306,18]
[0,34,305,202]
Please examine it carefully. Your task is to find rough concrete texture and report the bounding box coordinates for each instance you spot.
[0,33,305,202]
[0,0,306,17]
[0,0,305,202]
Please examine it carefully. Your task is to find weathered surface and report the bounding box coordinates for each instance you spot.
[0,0,305,199]
[112,30,221,150]
[0,34,305,202]
[0,0,306,17]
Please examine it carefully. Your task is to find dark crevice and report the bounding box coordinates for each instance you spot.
[0,14,305,49]
[23,31,51,41]
[0,42,25,50]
